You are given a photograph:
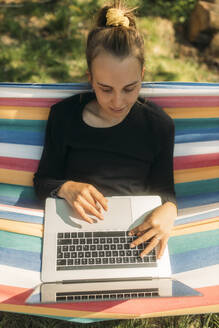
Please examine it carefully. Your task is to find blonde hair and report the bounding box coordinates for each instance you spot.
[86,0,144,73]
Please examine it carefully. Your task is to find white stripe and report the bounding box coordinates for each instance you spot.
[0,265,40,288]
[173,264,219,288]
[140,88,219,97]
[0,204,44,217]
[177,203,219,217]
[0,143,42,160]
[1,141,218,162]
[0,88,88,99]
[174,140,219,157]
[175,205,219,221]
[0,86,219,98]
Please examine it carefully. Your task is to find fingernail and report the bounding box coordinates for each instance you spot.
[130,243,134,248]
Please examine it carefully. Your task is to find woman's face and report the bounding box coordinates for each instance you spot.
[88,52,144,121]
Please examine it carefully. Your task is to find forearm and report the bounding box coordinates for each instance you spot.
[33,173,66,201]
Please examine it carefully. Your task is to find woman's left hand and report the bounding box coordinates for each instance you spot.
[129,202,177,259]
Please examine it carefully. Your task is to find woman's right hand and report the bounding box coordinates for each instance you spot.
[58,181,108,224]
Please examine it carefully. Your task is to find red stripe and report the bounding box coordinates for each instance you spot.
[148,96,219,108]
[174,153,219,170]
[0,157,39,172]
[0,98,61,107]
[1,153,219,172]
[1,285,219,315]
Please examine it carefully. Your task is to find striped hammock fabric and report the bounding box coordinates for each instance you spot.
[0,82,219,322]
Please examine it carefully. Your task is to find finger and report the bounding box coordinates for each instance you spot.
[157,236,169,259]
[130,229,156,248]
[77,195,104,220]
[89,186,108,211]
[139,237,160,258]
[81,189,103,214]
[73,201,94,224]
[128,221,151,236]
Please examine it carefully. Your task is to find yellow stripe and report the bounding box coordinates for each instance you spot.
[0,303,218,319]
[0,106,50,120]
[163,107,219,119]
[171,218,219,237]
[0,169,33,186]
[0,219,43,238]
[0,217,218,238]
[174,166,219,183]
[2,166,219,187]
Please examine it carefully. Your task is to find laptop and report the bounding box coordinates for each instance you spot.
[26,196,201,304]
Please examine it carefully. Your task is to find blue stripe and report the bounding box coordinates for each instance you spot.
[174,209,219,226]
[0,210,43,224]
[0,130,45,146]
[0,195,43,209]
[175,128,219,135]
[175,132,219,143]
[176,192,219,209]
[0,82,219,89]
[170,245,219,274]
[0,246,41,271]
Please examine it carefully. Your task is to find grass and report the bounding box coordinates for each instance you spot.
[0,0,218,83]
[1,312,219,328]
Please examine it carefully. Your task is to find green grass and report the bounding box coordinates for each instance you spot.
[1,312,219,328]
[0,0,218,83]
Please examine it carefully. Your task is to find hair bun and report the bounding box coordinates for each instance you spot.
[106,8,129,27]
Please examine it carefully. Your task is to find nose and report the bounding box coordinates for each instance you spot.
[111,92,124,109]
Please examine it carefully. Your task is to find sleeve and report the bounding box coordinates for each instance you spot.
[33,103,68,201]
[148,113,177,208]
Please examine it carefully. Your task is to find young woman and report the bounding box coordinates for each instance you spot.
[34,1,177,259]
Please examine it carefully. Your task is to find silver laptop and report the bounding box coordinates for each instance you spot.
[26,196,201,304]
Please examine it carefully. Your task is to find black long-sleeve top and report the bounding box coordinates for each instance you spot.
[33,92,177,206]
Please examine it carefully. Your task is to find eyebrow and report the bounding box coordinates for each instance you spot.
[97,81,139,88]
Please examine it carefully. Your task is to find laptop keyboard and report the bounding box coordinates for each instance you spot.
[56,231,157,271]
[56,288,159,302]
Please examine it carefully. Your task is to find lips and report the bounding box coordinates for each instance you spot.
[110,107,125,112]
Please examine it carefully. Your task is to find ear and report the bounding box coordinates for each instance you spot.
[141,66,145,80]
[87,70,92,84]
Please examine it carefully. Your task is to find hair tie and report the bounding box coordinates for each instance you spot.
[106,8,129,28]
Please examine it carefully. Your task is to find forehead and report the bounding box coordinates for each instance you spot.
[91,52,142,85]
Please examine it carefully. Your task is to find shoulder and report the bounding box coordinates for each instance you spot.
[136,97,174,130]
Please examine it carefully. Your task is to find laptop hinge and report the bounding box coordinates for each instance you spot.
[62,277,153,284]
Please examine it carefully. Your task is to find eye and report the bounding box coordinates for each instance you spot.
[100,88,112,93]
[124,87,136,93]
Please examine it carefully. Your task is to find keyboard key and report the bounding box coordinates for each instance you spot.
[95,258,101,264]
[57,233,63,238]
[57,259,66,266]
[64,233,70,238]
[64,252,70,258]
[71,232,77,238]
[78,252,84,258]
[71,252,77,258]
[103,258,108,264]
[58,239,72,245]
[92,252,98,257]
[76,245,82,251]
[97,244,103,250]
[57,252,63,258]
[85,232,92,237]
[90,245,96,251]
[67,259,73,265]
[88,258,94,264]
[104,244,109,250]
[83,245,89,251]
[69,245,75,251]
[85,252,91,257]
[78,232,83,238]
